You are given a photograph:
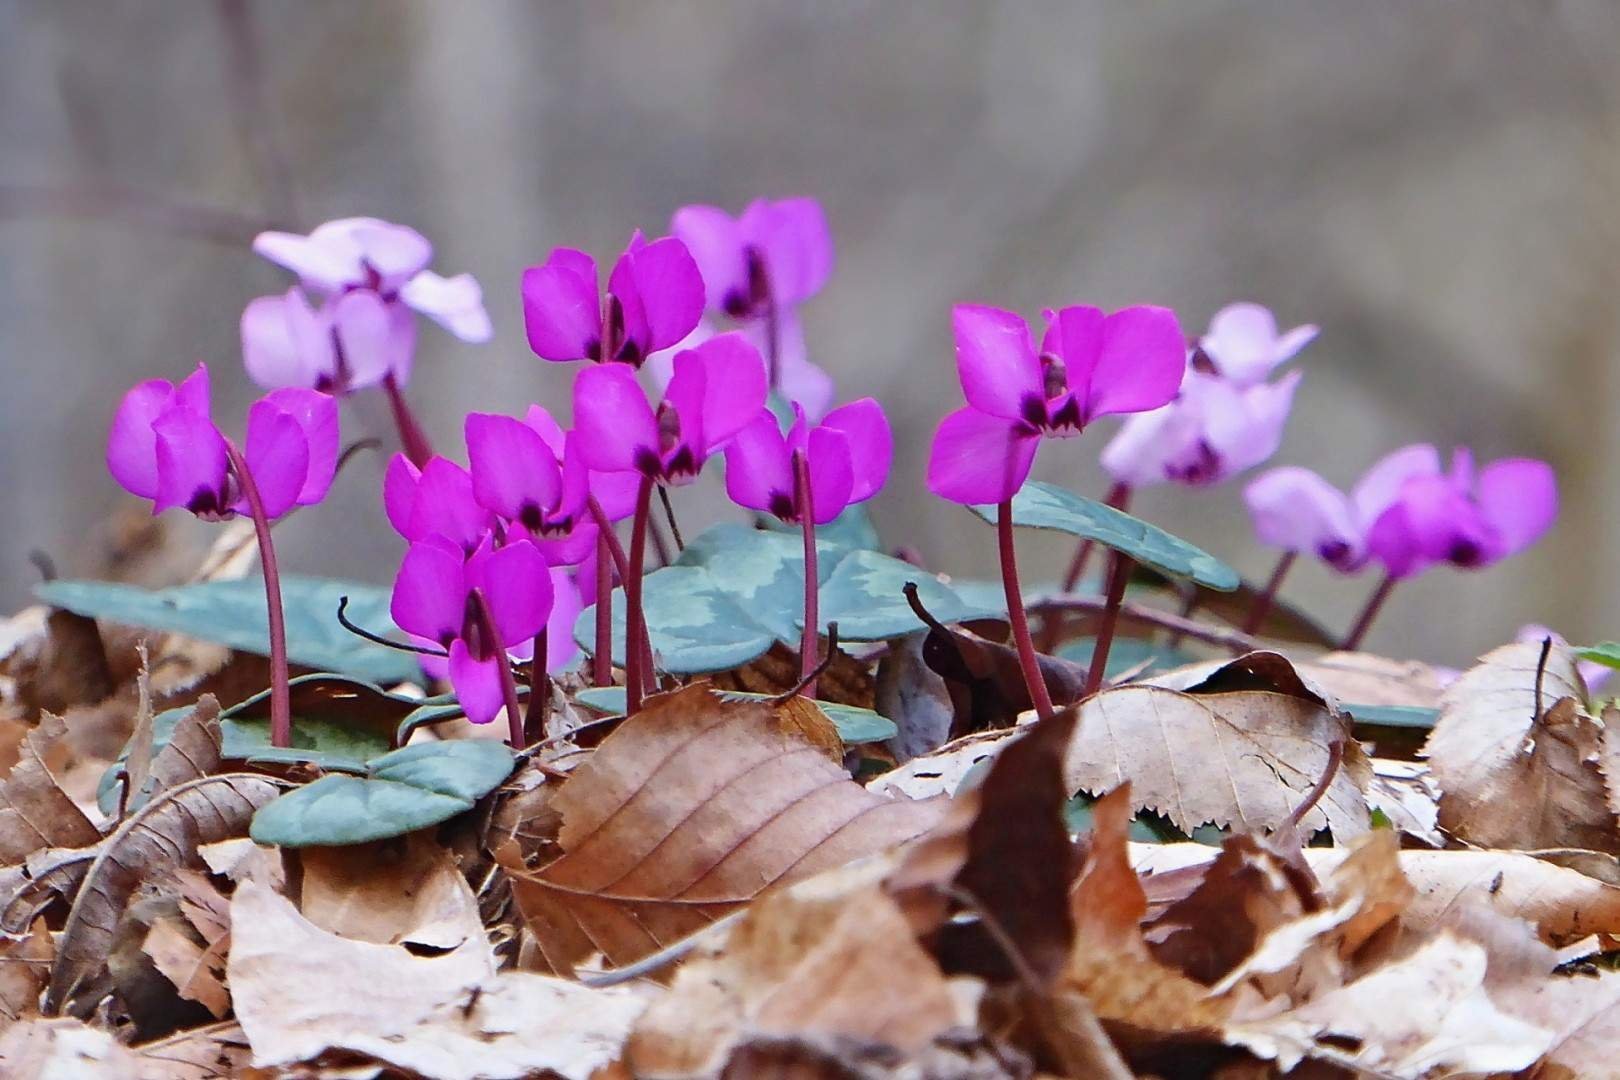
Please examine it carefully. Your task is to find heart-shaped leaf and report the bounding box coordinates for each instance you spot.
[673,524,843,642]
[573,566,777,674]
[762,502,883,555]
[817,551,1003,641]
[1059,637,1198,682]
[249,741,516,847]
[36,576,418,683]
[572,685,896,744]
[969,482,1240,590]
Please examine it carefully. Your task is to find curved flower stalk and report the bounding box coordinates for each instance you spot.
[521,232,705,368]
[575,332,769,712]
[1246,444,1557,649]
[107,363,338,748]
[725,398,892,692]
[390,535,554,746]
[672,197,834,395]
[243,217,491,466]
[926,302,1185,715]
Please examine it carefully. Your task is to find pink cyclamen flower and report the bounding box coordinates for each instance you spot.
[1101,369,1301,488]
[927,303,1185,504]
[418,564,585,683]
[390,535,553,724]
[1198,302,1318,387]
[108,363,338,519]
[1365,445,1557,579]
[725,399,892,524]
[647,313,835,422]
[521,232,704,367]
[573,332,768,485]
[671,197,834,319]
[383,455,495,556]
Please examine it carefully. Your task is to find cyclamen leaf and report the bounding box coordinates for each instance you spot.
[1578,642,1620,671]
[968,481,1240,590]
[35,576,418,684]
[816,550,1003,641]
[572,566,777,674]
[673,524,842,642]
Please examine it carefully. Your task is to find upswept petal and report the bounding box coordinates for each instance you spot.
[1476,458,1557,558]
[332,291,413,390]
[259,388,338,506]
[688,332,769,452]
[237,406,309,519]
[465,412,564,525]
[819,397,891,503]
[390,538,467,645]
[1099,401,1196,488]
[252,229,363,292]
[152,407,230,516]
[466,538,554,648]
[107,379,180,499]
[952,304,1040,420]
[407,458,492,552]
[724,410,794,515]
[448,640,505,725]
[344,219,433,291]
[573,363,659,474]
[522,252,601,362]
[806,426,855,524]
[383,454,422,537]
[400,270,492,342]
[1081,305,1187,421]
[743,197,834,306]
[613,235,706,356]
[241,288,331,390]
[1351,443,1442,528]
[1201,369,1300,477]
[926,406,1039,505]
[671,205,750,313]
[1244,467,1363,570]
[544,568,584,672]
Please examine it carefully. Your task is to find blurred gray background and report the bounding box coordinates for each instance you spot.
[3,0,1617,666]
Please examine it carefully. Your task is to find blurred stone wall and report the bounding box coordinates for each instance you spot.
[3,0,1617,666]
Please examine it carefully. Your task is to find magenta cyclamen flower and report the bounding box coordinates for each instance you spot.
[1364,445,1557,579]
[521,233,704,367]
[1198,302,1318,387]
[390,536,553,725]
[725,399,892,524]
[383,455,495,556]
[574,332,768,484]
[108,364,338,519]
[244,217,491,392]
[926,303,1185,503]
[672,197,834,320]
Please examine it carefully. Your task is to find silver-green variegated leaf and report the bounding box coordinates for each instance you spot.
[573,565,777,674]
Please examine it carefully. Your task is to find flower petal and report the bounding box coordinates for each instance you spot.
[926,406,1039,505]
[400,270,492,343]
[544,567,584,672]
[448,639,505,725]
[1244,467,1363,570]
[521,251,601,362]
[689,332,770,452]
[723,410,794,516]
[1201,369,1300,479]
[390,539,467,644]
[806,426,855,524]
[1200,302,1281,384]
[1099,401,1193,488]
[466,538,554,648]
[108,379,178,499]
[383,454,422,537]
[1477,458,1557,558]
[152,407,230,516]
[573,363,659,474]
[742,197,835,306]
[465,412,564,525]
[1351,443,1442,529]
[590,467,644,522]
[252,228,363,292]
[819,397,891,503]
[333,291,414,390]
[412,458,493,553]
[259,388,339,506]
[671,205,749,314]
[346,219,433,291]
[953,304,1040,421]
[1081,305,1187,421]
[241,288,331,390]
[238,404,309,519]
[612,235,706,356]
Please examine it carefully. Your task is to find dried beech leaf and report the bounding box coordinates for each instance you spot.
[508,684,945,974]
[1292,651,1449,709]
[1066,682,1370,838]
[867,725,1022,801]
[45,772,284,1016]
[0,712,100,862]
[229,881,646,1079]
[0,921,51,1030]
[130,1020,251,1080]
[141,917,228,1019]
[296,834,481,948]
[0,1015,143,1076]
[1425,642,1618,853]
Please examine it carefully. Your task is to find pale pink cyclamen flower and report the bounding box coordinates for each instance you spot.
[725,399,892,524]
[107,363,338,519]
[672,197,834,320]
[390,535,553,725]
[521,232,705,367]
[1515,625,1612,694]
[927,303,1185,504]
[1101,302,1311,488]
[243,217,491,392]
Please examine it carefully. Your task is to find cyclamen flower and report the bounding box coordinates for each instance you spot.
[1364,445,1557,579]
[463,406,640,565]
[574,332,768,485]
[1198,302,1318,387]
[1515,625,1611,695]
[725,399,892,524]
[244,217,491,391]
[647,313,835,421]
[390,536,553,725]
[108,363,337,519]
[417,565,585,683]
[927,303,1185,504]
[521,233,704,367]
[672,197,834,320]
[383,456,494,555]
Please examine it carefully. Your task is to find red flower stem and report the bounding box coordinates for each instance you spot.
[1163,586,1200,649]
[1084,551,1133,698]
[624,475,656,714]
[585,496,653,687]
[792,451,820,696]
[381,372,434,468]
[525,627,549,740]
[591,540,613,687]
[648,516,673,569]
[469,587,524,749]
[1241,550,1297,637]
[1341,572,1396,652]
[997,499,1055,720]
[222,438,291,749]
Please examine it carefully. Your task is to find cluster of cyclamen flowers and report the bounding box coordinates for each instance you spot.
[106,196,1558,748]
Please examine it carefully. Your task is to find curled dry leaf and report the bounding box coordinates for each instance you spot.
[875,631,955,762]
[229,880,647,1080]
[1425,641,1618,854]
[141,917,228,1020]
[504,684,945,975]
[1366,758,1443,847]
[0,711,100,862]
[44,772,284,1017]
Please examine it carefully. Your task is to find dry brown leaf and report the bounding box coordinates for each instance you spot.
[1425,642,1618,853]
[141,917,228,1019]
[1132,843,1620,947]
[0,921,51,1030]
[1366,758,1443,847]
[296,833,480,948]
[1066,682,1370,838]
[1224,932,1553,1077]
[1292,650,1450,709]
[131,1020,251,1080]
[45,772,284,1016]
[629,883,965,1077]
[0,1015,143,1076]
[229,880,647,1079]
[506,684,945,975]
[125,695,223,812]
[867,724,1026,801]
[0,712,101,863]
[875,631,956,762]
